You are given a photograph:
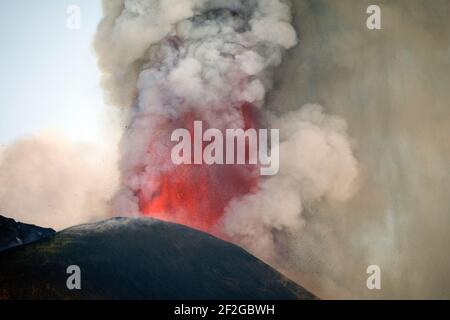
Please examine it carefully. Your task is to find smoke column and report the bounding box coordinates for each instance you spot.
[95,0,358,239]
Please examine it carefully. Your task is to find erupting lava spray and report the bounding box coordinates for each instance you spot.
[137,103,263,233]
[95,0,298,234]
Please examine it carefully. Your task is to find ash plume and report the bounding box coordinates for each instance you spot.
[94,0,359,298]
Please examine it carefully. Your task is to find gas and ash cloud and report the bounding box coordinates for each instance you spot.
[270,0,450,300]
[94,0,359,296]
[222,105,359,261]
[0,134,119,230]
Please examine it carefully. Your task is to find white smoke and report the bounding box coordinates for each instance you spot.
[95,0,297,109]
[222,105,359,261]
[0,133,119,230]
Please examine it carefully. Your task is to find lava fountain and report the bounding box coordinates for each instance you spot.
[138,103,262,234]
[95,0,298,236]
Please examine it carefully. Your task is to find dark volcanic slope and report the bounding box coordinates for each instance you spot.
[0,215,55,253]
[0,217,315,300]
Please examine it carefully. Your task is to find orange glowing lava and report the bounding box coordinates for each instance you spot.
[138,103,261,234]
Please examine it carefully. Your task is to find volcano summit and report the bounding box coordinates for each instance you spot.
[0,217,316,300]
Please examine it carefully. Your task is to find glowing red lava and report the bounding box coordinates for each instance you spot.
[138,103,261,235]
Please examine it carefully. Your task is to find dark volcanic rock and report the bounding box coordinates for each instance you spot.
[0,215,55,252]
[0,217,316,300]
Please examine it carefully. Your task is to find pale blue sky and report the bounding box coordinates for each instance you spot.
[0,0,105,144]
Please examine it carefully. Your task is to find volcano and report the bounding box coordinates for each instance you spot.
[0,217,316,300]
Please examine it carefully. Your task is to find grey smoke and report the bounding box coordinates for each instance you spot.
[265,0,450,299]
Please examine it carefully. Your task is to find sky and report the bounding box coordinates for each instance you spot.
[0,0,105,144]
